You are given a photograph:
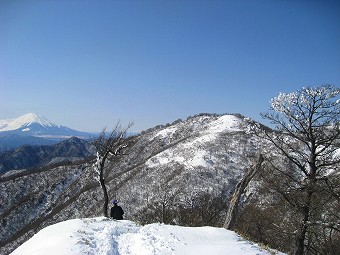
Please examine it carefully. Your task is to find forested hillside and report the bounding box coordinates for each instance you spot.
[1,86,339,255]
[1,113,262,254]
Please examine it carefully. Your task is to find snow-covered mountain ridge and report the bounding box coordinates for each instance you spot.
[11,217,284,255]
[0,113,269,254]
[146,114,250,169]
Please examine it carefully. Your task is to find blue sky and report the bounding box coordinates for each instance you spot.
[1,0,339,132]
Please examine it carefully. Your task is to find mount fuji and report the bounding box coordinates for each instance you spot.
[0,113,93,151]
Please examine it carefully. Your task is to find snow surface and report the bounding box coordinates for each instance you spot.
[11,217,283,255]
[207,115,241,133]
[0,113,59,132]
[155,126,178,138]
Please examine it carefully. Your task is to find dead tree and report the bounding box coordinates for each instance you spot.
[224,154,264,230]
[93,122,133,217]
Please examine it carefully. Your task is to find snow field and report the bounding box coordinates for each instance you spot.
[207,115,242,133]
[11,217,282,255]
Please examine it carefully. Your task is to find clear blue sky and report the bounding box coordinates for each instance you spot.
[1,0,339,132]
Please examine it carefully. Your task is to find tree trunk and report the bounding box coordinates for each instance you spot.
[294,179,314,255]
[224,154,264,230]
[99,156,109,217]
[294,149,317,255]
[295,223,308,255]
[162,202,166,223]
[100,178,109,217]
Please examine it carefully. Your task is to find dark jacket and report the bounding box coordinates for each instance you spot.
[110,204,124,220]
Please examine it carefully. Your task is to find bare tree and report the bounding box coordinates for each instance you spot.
[224,154,263,230]
[93,122,133,217]
[176,191,226,227]
[157,183,181,224]
[255,85,340,255]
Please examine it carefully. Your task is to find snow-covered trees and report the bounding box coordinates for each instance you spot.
[256,85,340,255]
[93,123,133,217]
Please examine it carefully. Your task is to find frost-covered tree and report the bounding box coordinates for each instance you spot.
[93,122,133,217]
[257,85,340,255]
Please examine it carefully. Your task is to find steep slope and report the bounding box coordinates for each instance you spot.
[0,113,267,254]
[117,113,260,222]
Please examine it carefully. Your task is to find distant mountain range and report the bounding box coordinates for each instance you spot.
[0,113,94,151]
[0,136,95,174]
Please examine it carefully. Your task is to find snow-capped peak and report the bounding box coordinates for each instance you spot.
[14,113,56,127]
[0,113,59,132]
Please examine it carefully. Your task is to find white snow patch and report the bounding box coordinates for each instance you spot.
[187,133,216,146]
[11,217,284,255]
[188,150,209,167]
[145,148,207,168]
[154,126,178,138]
[146,152,171,167]
[208,115,241,133]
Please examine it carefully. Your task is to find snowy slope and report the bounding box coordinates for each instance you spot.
[10,217,283,255]
[146,114,246,168]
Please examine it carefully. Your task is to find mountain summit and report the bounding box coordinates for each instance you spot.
[0,113,93,151]
[0,113,59,132]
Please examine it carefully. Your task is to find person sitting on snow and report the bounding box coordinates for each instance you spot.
[110,200,124,220]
